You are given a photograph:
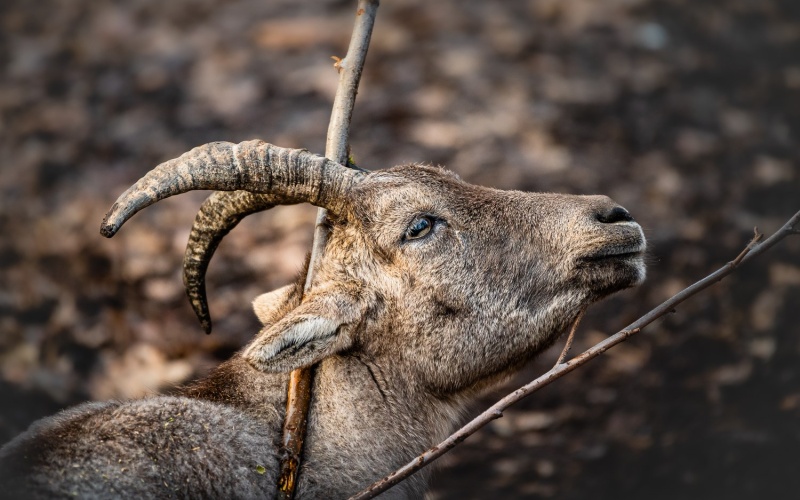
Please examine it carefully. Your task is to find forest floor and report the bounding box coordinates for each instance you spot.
[1,0,799,498]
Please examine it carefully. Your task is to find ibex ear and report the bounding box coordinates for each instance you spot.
[243,289,362,373]
[252,284,298,326]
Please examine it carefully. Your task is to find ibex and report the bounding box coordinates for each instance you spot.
[0,140,646,498]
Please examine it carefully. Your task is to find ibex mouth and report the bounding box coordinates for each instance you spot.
[575,235,647,294]
[580,235,646,261]
[581,248,645,262]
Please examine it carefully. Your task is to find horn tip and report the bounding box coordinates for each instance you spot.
[100,209,120,238]
[187,289,212,333]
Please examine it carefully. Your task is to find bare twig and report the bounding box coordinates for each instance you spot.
[349,209,800,500]
[731,227,763,266]
[325,0,379,165]
[554,308,585,367]
[275,369,312,496]
[275,2,379,499]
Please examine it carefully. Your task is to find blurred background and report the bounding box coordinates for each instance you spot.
[1,0,799,498]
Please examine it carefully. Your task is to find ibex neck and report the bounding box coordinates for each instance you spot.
[297,354,466,498]
[185,354,462,498]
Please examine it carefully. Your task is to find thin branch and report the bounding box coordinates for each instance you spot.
[325,0,379,165]
[554,308,585,367]
[275,2,379,499]
[349,209,800,500]
[731,227,763,266]
[275,369,312,496]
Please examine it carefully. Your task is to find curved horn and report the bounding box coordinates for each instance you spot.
[182,159,370,332]
[100,140,359,238]
[184,191,276,333]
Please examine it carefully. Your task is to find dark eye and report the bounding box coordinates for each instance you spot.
[405,216,433,241]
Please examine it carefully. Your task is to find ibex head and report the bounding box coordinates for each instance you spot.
[103,141,645,397]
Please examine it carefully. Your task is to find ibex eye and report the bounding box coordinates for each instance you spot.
[405,216,433,240]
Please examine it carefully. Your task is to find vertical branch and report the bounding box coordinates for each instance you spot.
[325,0,380,165]
[554,307,585,367]
[275,2,379,499]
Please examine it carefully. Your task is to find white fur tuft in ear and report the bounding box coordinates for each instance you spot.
[242,314,346,373]
[248,316,339,362]
[242,288,364,373]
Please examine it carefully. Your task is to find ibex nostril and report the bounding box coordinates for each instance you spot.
[596,206,635,224]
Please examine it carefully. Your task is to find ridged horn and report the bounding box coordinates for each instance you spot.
[183,159,369,333]
[184,191,277,333]
[100,140,360,238]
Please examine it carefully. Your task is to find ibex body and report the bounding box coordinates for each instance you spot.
[0,141,646,498]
